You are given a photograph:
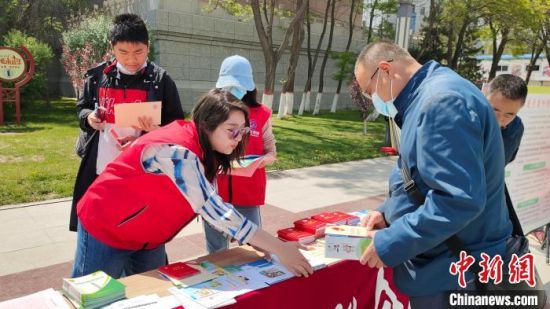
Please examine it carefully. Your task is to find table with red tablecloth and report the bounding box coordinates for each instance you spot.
[118,246,409,308]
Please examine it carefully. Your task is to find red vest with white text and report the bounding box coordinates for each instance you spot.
[77,120,203,250]
[217,105,271,206]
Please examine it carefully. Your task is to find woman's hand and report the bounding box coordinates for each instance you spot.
[271,241,313,277]
[259,154,276,168]
[247,229,313,277]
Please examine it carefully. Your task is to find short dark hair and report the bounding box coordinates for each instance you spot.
[241,89,260,107]
[110,14,149,46]
[487,74,528,105]
[192,89,249,181]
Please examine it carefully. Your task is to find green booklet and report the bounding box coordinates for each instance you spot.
[62,271,126,309]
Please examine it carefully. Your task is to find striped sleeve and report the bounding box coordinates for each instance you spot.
[141,143,258,244]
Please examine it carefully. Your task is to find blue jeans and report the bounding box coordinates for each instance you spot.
[71,223,166,279]
[203,206,262,254]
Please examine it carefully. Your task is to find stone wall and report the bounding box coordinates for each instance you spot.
[66,0,366,113]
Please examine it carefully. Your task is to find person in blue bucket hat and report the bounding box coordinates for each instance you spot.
[204,55,277,254]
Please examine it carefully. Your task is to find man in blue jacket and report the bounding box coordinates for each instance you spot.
[485,74,527,237]
[355,41,512,307]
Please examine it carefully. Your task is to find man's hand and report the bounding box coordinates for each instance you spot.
[360,230,386,268]
[361,210,387,230]
[87,111,105,131]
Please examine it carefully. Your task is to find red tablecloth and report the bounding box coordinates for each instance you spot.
[226,261,409,308]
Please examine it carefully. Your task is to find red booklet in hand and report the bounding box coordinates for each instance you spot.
[158,262,200,280]
[277,228,316,244]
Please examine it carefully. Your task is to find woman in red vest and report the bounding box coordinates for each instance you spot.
[205,55,276,253]
[72,89,312,279]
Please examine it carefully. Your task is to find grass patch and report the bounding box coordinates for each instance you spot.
[0,98,81,205]
[270,111,385,170]
[528,86,550,94]
[0,99,385,206]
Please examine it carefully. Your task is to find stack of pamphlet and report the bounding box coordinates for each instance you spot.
[276,227,316,244]
[299,238,342,270]
[169,261,268,308]
[62,271,126,309]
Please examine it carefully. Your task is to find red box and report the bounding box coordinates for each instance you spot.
[293,218,327,237]
[311,212,348,225]
[277,228,316,244]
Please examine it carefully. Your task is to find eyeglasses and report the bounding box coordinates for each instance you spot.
[361,58,394,100]
[228,127,250,139]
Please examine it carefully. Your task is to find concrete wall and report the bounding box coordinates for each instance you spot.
[109,0,366,112]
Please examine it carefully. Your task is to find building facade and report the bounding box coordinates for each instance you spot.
[56,0,366,112]
[477,54,550,86]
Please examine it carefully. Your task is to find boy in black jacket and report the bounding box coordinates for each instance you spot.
[70,13,184,232]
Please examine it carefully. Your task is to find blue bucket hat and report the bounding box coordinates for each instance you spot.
[216,55,255,93]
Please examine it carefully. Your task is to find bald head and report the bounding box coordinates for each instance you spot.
[354,40,421,102]
[355,40,414,72]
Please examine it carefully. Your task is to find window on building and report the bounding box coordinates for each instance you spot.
[497,65,509,72]
[420,7,426,16]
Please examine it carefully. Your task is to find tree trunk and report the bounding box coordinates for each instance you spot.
[451,16,470,69]
[488,22,509,81]
[446,22,454,66]
[418,0,437,60]
[300,0,331,113]
[525,37,544,84]
[282,0,305,116]
[331,0,357,113]
[366,0,378,43]
[251,0,307,107]
[277,93,287,118]
[313,0,336,115]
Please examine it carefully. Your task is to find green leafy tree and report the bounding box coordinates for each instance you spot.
[480,0,547,80]
[409,0,445,64]
[0,0,92,52]
[364,0,398,43]
[455,25,483,84]
[62,13,112,62]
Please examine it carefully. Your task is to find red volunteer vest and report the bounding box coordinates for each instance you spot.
[77,120,203,250]
[217,105,271,206]
[97,61,150,124]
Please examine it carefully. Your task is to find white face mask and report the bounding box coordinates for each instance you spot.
[222,85,246,99]
[371,71,398,118]
[116,61,147,75]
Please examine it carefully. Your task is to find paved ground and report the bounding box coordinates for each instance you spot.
[0,156,548,306]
